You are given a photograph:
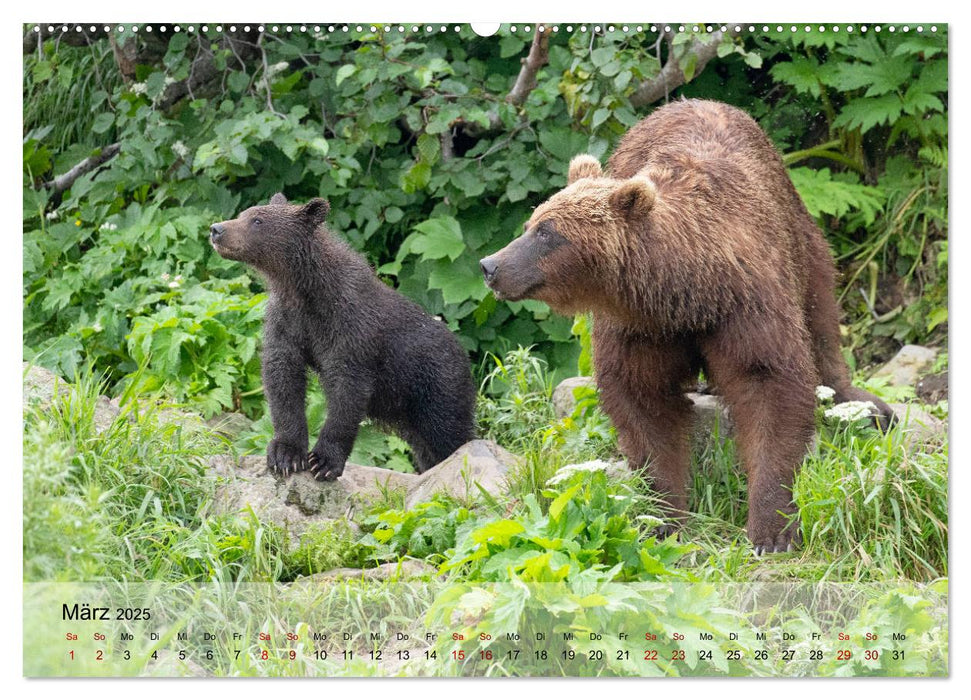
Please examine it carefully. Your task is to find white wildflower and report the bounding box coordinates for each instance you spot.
[161,272,170,282]
[174,274,183,283]
[815,385,836,402]
[545,459,610,486]
[168,280,181,289]
[45,210,59,220]
[92,322,103,333]
[268,61,289,77]
[172,140,189,159]
[824,400,876,423]
[99,222,117,232]
[130,82,148,95]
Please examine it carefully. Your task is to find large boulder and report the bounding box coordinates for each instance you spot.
[209,439,519,543]
[872,345,938,388]
[403,439,520,509]
[210,454,355,543]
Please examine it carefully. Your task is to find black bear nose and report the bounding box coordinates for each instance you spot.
[209,223,225,241]
[480,257,498,283]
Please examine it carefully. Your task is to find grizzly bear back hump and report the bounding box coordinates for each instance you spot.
[608,99,819,298]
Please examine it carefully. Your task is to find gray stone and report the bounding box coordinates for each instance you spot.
[688,392,734,441]
[338,463,419,501]
[206,411,253,439]
[93,395,121,433]
[552,376,598,419]
[210,454,353,543]
[23,363,65,405]
[404,439,520,509]
[23,363,121,433]
[889,403,947,444]
[872,345,939,388]
[209,440,519,542]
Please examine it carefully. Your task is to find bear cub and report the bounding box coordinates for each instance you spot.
[210,193,476,480]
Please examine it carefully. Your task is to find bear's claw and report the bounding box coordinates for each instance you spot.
[307,443,346,481]
[267,439,309,476]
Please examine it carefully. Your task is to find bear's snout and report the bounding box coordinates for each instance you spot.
[209,222,226,242]
[479,256,499,284]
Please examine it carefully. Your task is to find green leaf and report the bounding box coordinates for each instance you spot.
[335,64,357,86]
[91,113,115,135]
[410,216,465,261]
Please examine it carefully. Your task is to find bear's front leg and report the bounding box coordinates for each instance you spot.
[702,320,816,555]
[262,335,310,476]
[308,373,372,481]
[593,328,696,537]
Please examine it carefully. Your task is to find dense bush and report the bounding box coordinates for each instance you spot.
[23,25,947,418]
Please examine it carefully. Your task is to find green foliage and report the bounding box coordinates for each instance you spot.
[357,494,477,563]
[284,520,368,577]
[22,367,288,583]
[24,26,947,418]
[794,430,947,581]
[443,467,695,583]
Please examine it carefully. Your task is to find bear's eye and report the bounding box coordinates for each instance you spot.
[253,217,263,226]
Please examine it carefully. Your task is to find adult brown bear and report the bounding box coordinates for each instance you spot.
[479,99,893,554]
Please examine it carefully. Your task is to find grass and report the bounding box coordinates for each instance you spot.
[24,352,948,587]
[21,353,949,676]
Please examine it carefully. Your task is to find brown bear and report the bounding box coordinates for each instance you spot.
[479,99,894,554]
[209,193,476,480]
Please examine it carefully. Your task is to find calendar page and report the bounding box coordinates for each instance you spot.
[22,21,949,679]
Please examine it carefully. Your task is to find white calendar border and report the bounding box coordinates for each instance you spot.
[4,0,962,694]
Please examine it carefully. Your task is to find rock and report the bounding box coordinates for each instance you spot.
[210,454,354,544]
[209,440,517,543]
[688,392,734,441]
[889,403,947,444]
[404,439,520,509]
[916,371,948,404]
[338,463,419,501]
[93,395,121,433]
[206,411,253,439]
[23,363,66,405]
[300,559,438,583]
[23,363,121,433]
[552,376,598,419]
[872,345,938,388]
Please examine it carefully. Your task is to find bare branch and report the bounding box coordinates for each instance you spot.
[506,26,552,107]
[45,143,121,196]
[629,27,741,109]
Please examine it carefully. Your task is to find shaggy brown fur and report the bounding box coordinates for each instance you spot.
[480,99,894,553]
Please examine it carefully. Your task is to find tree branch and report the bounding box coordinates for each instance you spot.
[45,143,120,198]
[629,27,741,109]
[506,26,552,107]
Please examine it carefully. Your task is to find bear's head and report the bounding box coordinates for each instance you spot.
[479,154,656,315]
[209,193,330,273]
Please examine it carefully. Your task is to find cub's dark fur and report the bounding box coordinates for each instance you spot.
[210,193,476,479]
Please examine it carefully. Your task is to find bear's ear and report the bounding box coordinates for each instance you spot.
[269,193,288,205]
[568,154,603,184]
[300,198,330,226]
[608,178,656,219]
